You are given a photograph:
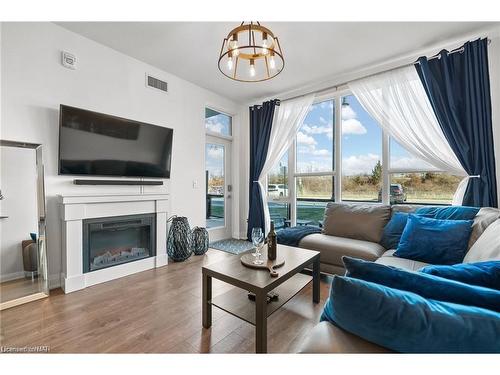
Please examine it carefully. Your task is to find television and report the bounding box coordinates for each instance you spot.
[59,105,173,178]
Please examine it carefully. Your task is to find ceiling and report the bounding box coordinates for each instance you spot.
[56,22,496,103]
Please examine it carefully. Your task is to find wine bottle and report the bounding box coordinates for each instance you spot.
[268,221,277,260]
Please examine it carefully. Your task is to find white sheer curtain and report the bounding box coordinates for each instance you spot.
[348,65,470,205]
[258,94,315,234]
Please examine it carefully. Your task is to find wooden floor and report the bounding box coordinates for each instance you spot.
[1,277,43,304]
[0,249,332,353]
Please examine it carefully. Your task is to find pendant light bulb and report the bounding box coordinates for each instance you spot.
[269,54,276,70]
[262,32,269,54]
[249,59,256,77]
[230,34,239,56]
[227,55,233,70]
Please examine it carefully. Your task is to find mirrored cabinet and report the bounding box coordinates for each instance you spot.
[0,140,49,310]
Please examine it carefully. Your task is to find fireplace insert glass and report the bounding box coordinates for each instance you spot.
[83,214,156,273]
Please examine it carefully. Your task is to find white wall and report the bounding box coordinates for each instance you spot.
[0,22,244,288]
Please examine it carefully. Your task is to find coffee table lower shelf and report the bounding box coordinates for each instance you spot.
[209,273,312,326]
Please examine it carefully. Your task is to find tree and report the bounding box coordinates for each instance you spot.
[370,160,382,185]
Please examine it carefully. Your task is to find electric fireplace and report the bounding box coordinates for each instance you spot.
[82,213,156,273]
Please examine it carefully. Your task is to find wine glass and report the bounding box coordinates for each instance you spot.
[251,227,264,265]
[252,228,264,264]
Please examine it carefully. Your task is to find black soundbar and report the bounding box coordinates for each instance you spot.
[73,179,163,186]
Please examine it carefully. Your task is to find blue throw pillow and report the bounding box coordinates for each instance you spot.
[320,276,500,353]
[380,212,409,249]
[343,256,500,312]
[415,205,479,220]
[420,261,500,291]
[394,214,473,265]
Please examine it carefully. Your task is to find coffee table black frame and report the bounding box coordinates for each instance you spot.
[202,245,320,353]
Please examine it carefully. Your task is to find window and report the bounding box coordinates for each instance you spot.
[296,100,334,173]
[390,138,435,170]
[296,176,334,226]
[390,172,462,205]
[205,143,225,228]
[388,138,461,204]
[205,107,233,237]
[267,153,289,229]
[272,91,462,230]
[294,99,335,227]
[267,153,289,199]
[341,94,382,202]
[205,108,232,136]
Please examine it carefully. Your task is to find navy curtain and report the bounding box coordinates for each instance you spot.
[416,38,498,208]
[247,100,278,241]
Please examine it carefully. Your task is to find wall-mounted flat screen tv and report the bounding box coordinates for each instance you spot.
[59,105,173,178]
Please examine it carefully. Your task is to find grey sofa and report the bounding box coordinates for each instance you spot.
[297,202,500,353]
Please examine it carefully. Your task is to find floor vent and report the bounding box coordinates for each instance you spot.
[146,74,168,93]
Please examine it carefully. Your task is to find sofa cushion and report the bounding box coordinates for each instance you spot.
[380,212,409,250]
[321,276,500,353]
[375,250,429,271]
[299,233,385,267]
[322,202,391,243]
[415,205,479,220]
[394,214,473,265]
[468,208,500,249]
[298,321,391,353]
[463,219,500,263]
[390,204,418,214]
[343,257,500,312]
[420,261,500,291]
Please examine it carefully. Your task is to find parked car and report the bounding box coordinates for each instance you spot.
[268,184,279,196]
[277,184,288,196]
[268,184,288,197]
[378,184,407,204]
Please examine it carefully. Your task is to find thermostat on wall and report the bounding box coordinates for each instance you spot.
[61,51,77,70]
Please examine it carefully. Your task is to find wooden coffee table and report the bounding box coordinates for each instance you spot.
[202,244,320,353]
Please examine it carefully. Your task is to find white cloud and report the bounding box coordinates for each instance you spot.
[342,105,357,120]
[302,124,332,135]
[342,153,380,176]
[342,119,367,135]
[207,147,223,160]
[390,156,436,170]
[297,131,317,145]
[205,120,224,133]
[319,116,329,124]
[312,149,330,156]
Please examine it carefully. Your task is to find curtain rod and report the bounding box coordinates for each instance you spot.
[280,38,491,103]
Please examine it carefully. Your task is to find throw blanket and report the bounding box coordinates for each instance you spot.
[277,226,322,247]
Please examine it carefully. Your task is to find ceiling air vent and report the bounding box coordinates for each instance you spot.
[146,74,168,93]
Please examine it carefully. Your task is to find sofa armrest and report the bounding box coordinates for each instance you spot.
[298,321,392,353]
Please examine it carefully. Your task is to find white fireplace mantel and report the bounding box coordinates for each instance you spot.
[58,193,170,293]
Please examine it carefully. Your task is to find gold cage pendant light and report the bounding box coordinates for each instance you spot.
[218,21,285,82]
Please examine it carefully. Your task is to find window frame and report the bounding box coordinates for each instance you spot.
[270,89,458,228]
[291,93,340,227]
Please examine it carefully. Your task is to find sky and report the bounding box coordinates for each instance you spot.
[205,97,435,182]
[296,96,434,175]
